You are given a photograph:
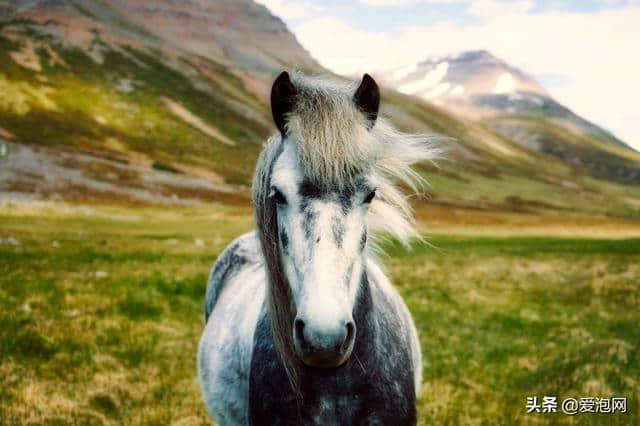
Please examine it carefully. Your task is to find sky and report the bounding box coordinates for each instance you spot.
[256,0,640,150]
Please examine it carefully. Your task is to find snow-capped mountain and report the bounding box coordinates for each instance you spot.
[378,50,633,153]
[380,50,547,114]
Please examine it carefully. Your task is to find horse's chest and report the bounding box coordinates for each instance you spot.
[250,367,412,425]
[248,316,416,425]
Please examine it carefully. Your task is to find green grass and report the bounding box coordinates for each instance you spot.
[385,236,639,424]
[0,203,638,424]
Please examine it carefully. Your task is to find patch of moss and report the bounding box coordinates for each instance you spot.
[117,292,163,319]
[89,393,120,419]
[11,328,58,361]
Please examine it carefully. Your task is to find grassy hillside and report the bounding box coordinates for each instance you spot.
[1,203,638,424]
[383,90,640,219]
[0,20,270,185]
[1,14,640,218]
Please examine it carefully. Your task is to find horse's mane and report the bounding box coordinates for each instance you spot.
[252,71,439,395]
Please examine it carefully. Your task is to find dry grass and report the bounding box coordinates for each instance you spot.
[0,202,638,425]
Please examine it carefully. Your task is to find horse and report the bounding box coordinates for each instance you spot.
[198,71,438,425]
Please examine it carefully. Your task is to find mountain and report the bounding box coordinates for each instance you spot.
[1,1,639,218]
[378,50,640,184]
[379,50,617,141]
[0,0,318,77]
[0,0,322,203]
[380,50,549,115]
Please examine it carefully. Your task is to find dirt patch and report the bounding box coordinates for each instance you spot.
[0,126,15,139]
[9,39,41,72]
[0,142,243,206]
[162,97,235,146]
[466,123,520,158]
[503,195,568,212]
[43,45,69,68]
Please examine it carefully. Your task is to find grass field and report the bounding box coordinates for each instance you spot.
[1,202,638,425]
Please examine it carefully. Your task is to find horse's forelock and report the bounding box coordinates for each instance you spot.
[286,73,378,187]
[284,72,442,245]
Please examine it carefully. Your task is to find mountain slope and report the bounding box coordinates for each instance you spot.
[379,50,617,141]
[378,50,640,184]
[380,50,548,113]
[1,1,639,218]
[0,0,311,195]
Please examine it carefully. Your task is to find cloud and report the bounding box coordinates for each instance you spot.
[358,0,471,5]
[255,0,308,20]
[358,0,410,5]
[293,2,640,148]
[294,17,405,76]
[468,0,534,17]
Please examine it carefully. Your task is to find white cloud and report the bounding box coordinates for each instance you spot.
[468,0,534,17]
[293,2,640,149]
[294,17,423,77]
[255,0,308,20]
[358,0,410,5]
[493,72,516,94]
[359,0,470,4]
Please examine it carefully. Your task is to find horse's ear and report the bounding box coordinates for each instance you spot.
[271,71,297,136]
[353,73,380,129]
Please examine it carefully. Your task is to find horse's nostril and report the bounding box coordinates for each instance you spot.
[294,318,306,347]
[342,321,356,352]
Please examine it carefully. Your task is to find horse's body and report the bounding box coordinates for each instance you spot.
[198,231,421,425]
[198,71,436,425]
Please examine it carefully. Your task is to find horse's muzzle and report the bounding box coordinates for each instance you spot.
[293,317,356,368]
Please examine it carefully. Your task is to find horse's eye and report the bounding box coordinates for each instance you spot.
[271,188,287,205]
[363,190,376,204]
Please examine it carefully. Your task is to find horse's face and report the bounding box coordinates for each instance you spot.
[270,142,375,368]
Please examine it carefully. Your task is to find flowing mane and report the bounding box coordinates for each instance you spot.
[252,71,439,394]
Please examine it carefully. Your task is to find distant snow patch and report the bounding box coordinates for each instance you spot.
[494,72,516,94]
[424,82,451,99]
[397,62,449,95]
[451,84,465,96]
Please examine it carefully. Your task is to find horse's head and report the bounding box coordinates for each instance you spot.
[268,72,380,368]
[270,147,373,368]
[254,71,436,377]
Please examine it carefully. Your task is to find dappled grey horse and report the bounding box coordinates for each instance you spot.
[198,71,437,425]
